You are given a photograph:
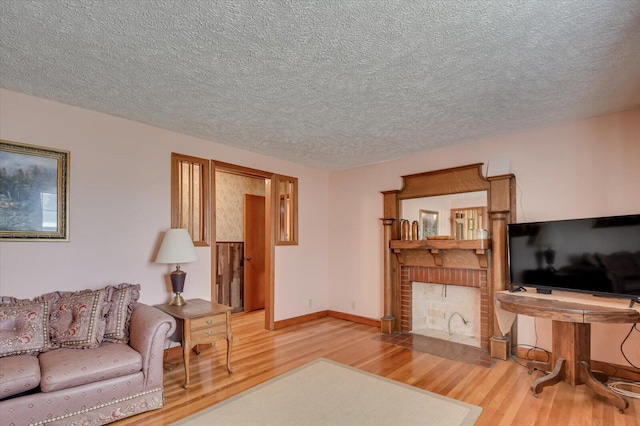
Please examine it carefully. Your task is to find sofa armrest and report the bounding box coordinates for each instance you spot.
[129,303,176,390]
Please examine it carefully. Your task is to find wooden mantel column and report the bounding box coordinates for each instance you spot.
[488,211,510,359]
[381,218,396,333]
[488,174,516,359]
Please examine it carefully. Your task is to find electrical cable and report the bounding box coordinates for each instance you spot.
[509,317,552,370]
[620,323,639,369]
[515,179,527,223]
[608,381,640,399]
[510,344,551,369]
[603,323,640,400]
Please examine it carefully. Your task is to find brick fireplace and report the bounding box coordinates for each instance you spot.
[400,265,489,349]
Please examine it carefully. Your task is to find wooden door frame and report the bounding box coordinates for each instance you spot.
[211,160,275,330]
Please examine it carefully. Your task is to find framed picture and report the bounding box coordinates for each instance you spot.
[419,209,438,239]
[0,140,69,241]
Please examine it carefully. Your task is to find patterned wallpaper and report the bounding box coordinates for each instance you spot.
[216,171,265,242]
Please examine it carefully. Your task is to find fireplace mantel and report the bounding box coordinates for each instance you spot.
[380,163,516,359]
[390,238,491,268]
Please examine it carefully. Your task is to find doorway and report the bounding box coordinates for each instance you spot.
[243,194,266,311]
[211,161,274,330]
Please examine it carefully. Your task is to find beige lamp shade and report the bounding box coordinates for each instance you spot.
[155,228,199,305]
[155,228,199,264]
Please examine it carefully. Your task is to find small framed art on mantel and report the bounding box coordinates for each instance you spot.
[0,140,69,241]
[419,209,438,239]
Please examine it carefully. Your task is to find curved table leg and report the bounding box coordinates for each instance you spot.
[226,333,233,373]
[579,361,628,413]
[531,358,565,397]
[183,344,191,389]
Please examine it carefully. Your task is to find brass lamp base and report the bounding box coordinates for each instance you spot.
[169,266,187,306]
[170,292,186,306]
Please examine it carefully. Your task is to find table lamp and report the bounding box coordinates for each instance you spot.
[155,228,199,305]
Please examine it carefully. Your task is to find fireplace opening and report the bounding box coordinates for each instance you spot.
[411,282,481,348]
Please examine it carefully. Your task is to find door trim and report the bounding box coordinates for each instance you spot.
[211,160,275,330]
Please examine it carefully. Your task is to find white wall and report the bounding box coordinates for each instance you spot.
[0,89,330,322]
[329,107,640,366]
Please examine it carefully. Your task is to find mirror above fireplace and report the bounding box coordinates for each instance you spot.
[400,191,487,239]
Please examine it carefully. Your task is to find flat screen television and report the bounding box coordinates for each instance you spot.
[507,214,640,304]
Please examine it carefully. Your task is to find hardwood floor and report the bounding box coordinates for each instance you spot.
[118,310,639,425]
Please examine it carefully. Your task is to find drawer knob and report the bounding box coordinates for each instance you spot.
[206,319,213,325]
[207,330,214,335]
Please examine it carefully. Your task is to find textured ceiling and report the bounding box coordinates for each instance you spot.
[1,1,639,170]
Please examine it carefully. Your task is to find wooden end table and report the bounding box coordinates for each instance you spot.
[155,298,233,389]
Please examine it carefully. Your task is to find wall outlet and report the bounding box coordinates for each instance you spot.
[351,301,356,310]
[308,299,312,307]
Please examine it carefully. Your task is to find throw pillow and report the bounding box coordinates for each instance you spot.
[49,289,109,349]
[103,283,141,343]
[0,300,51,357]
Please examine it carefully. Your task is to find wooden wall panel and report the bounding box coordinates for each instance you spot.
[216,242,244,312]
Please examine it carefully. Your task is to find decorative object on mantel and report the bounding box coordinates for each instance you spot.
[419,209,438,239]
[411,220,419,240]
[401,219,410,240]
[0,139,69,241]
[475,229,489,239]
[155,228,199,305]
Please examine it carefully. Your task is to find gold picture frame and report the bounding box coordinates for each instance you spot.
[419,209,438,239]
[0,140,70,241]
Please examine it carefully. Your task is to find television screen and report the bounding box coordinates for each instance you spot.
[507,214,640,298]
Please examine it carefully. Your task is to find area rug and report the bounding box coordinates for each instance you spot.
[172,358,481,426]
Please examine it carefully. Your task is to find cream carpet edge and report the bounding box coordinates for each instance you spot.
[172,358,482,426]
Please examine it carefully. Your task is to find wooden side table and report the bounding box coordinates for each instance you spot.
[155,298,233,388]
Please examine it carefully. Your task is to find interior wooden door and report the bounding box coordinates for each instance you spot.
[243,194,266,311]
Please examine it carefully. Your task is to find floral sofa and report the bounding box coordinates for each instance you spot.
[0,284,176,426]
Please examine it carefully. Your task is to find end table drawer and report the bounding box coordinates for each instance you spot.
[192,315,225,330]
[191,325,227,342]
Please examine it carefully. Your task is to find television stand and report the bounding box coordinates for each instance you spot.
[496,291,640,413]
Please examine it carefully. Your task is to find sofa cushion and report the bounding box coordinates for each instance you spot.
[0,300,51,357]
[103,283,140,343]
[0,354,40,399]
[48,289,110,349]
[38,342,143,392]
